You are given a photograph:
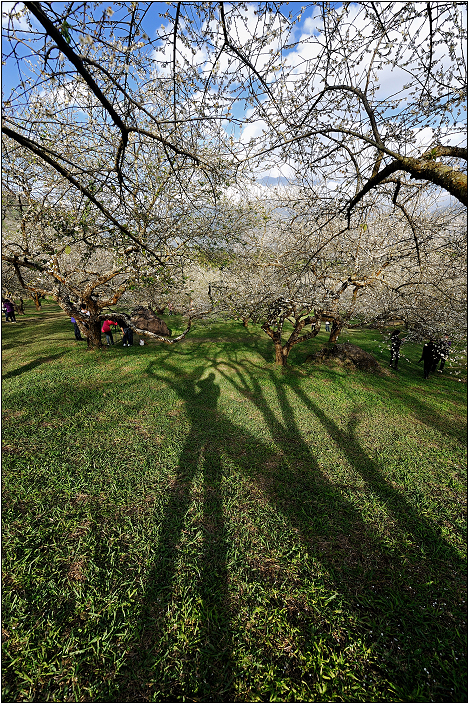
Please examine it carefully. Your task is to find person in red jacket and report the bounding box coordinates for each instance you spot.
[101,319,117,345]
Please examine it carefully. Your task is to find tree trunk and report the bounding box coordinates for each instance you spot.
[264,316,321,366]
[401,154,467,207]
[274,342,289,366]
[14,299,25,314]
[348,149,468,212]
[86,318,104,349]
[328,321,342,343]
[32,292,41,310]
[242,317,249,328]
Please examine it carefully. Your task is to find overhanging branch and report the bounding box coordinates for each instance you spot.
[2,126,164,262]
[347,148,468,218]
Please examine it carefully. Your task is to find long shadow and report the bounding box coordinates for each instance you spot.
[201,355,466,699]
[3,324,465,700]
[1,353,65,380]
[108,348,465,700]
[219,355,465,569]
[167,342,466,572]
[176,327,273,365]
[116,367,234,702]
[281,371,465,558]
[278,372,467,695]
[363,373,467,444]
[235,328,273,363]
[303,351,467,444]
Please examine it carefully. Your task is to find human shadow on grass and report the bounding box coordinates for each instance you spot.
[115,366,234,702]
[112,353,463,701]
[1,353,65,380]
[9,349,461,701]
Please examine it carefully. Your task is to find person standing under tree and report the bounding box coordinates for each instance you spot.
[389,329,404,370]
[121,321,134,347]
[70,315,83,340]
[102,319,117,345]
[430,339,442,373]
[3,298,16,322]
[419,338,436,380]
[436,334,451,372]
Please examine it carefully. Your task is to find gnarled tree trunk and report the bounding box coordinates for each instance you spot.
[274,341,289,366]
[263,315,322,366]
[85,317,103,349]
[328,320,342,344]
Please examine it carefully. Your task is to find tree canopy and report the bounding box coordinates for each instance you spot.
[2,2,467,350]
[3,2,466,205]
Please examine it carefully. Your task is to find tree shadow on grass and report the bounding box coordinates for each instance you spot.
[356,371,467,445]
[108,350,467,702]
[298,345,466,446]
[7,343,463,701]
[218,356,465,566]
[1,353,65,380]
[204,356,466,700]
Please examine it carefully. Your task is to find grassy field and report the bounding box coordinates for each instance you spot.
[2,301,467,702]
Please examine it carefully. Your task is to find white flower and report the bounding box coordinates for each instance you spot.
[105,7,114,17]
[79,34,93,46]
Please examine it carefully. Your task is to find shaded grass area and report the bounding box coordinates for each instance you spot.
[2,302,467,702]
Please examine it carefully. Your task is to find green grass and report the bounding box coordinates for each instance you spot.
[2,302,467,702]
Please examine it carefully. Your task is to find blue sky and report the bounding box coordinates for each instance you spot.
[1,2,349,108]
[2,2,466,197]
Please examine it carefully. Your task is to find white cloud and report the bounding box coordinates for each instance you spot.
[39,80,90,110]
[239,118,269,145]
[265,162,296,179]
[302,11,323,36]
[2,1,29,30]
